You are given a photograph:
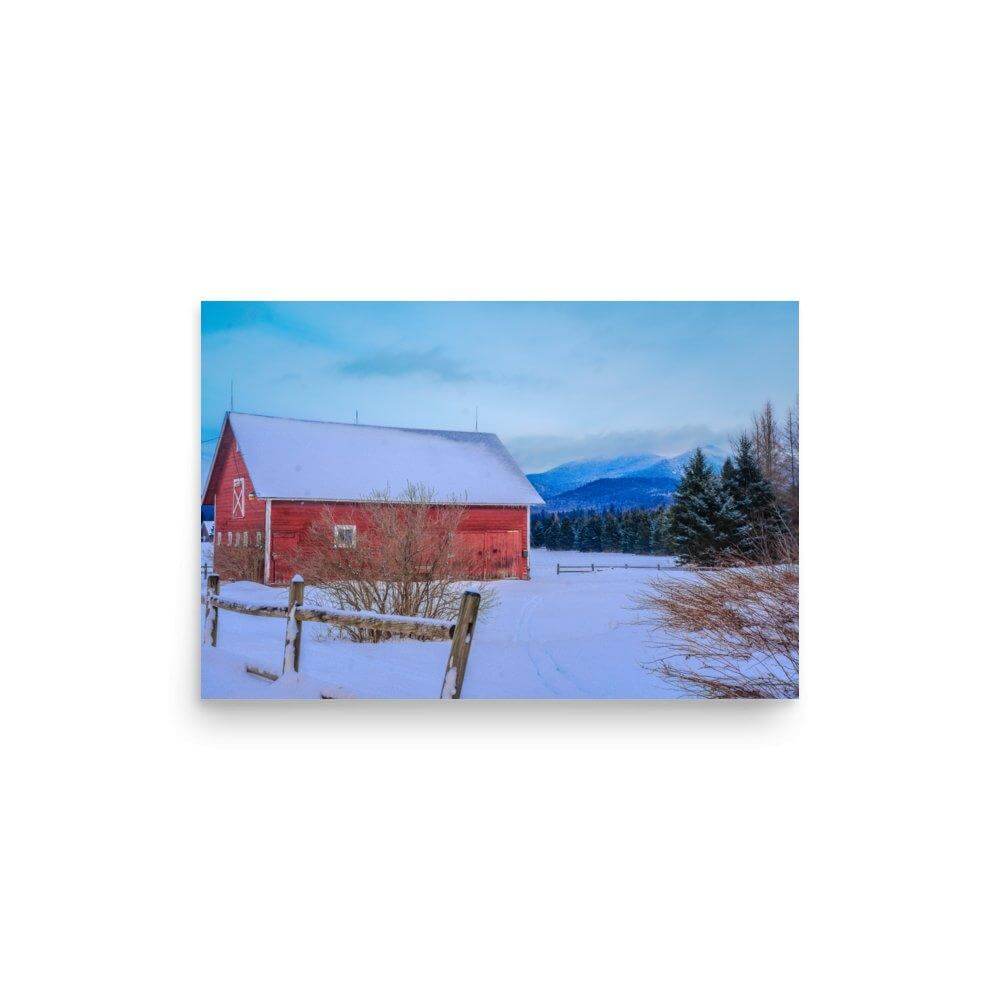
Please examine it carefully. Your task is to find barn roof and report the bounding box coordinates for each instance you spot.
[214,412,543,506]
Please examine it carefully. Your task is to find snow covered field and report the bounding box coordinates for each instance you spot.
[201,548,691,699]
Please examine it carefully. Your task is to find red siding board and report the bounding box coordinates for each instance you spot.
[267,500,529,584]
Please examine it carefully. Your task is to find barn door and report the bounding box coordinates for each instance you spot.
[485,530,522,578]
[457,530,523,578]
[457,532,488,577]
[270,531,299,585]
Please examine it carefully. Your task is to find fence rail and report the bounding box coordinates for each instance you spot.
[201,573,480,698]
[556,561,670,574]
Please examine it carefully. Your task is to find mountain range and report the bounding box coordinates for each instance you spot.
[528,445,727,512]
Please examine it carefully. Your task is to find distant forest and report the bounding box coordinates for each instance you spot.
[532,401,798,566]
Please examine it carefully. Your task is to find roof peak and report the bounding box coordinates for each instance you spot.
[228,410,496,440]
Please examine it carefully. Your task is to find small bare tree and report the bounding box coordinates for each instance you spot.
[636,533,798,698]
[213,539,265,582]
[780,398,799,528]
[752,400,781,483]
[298,483,495,642]
[750,398,799,534]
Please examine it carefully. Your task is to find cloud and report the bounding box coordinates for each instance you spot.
[334,347,553,389]
[335,347,475,383]
[505,425,738,472]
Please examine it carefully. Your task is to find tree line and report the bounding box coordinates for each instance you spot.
[533,401,798,566]
[531,505,673,556]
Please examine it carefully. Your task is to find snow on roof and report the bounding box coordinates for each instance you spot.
[227,412,544,506]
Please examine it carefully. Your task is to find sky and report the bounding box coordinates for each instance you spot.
[202,301,797,478]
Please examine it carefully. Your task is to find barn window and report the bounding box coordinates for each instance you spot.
[333,524,357,548]
[243,531,249,547]
[232,478,245,518]
[256,530,262,547]
[227,531,232,545]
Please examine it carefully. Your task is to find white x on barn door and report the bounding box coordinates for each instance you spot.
[232,477,245,517]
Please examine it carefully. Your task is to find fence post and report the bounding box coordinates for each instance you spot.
[282,574,305,674]
[440,590,481,699]
[204,573,219,646]
[557,563,561,574]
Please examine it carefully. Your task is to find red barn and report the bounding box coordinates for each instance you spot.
[202,412,544,584]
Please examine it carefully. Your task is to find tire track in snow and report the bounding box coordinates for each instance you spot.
[514,591,588,697]
[512,594,560,695]
[511,592,544,644]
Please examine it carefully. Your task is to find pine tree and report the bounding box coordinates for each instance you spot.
[578,514,603,552]
[667,448,744,565]
[533,515,547,549]
[601,510,622,552]
[713,488,749,556]
[530,515,545,549]
[558,516,575,551]
[541,515,556,549]
[651,507,673,555]
[720,457,737,493]
[620,510,635,553]
[633,509,652,554]
[723,434,783,556]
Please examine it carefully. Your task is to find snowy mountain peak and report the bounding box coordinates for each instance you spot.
[527,446,728,503]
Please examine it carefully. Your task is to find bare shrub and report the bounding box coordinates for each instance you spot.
[297,483,496,642]
[213,539,264,582]
[636,536,798,698]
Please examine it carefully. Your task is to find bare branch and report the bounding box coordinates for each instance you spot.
[635,533,798,698]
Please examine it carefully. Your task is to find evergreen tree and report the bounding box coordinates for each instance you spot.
[720,457,737,492]
[667,448,744,565]
[723,434,783,555]
[578,514,603,552]
[533,515,547,549]
[633,509,652,554]
[620,510,636,553]
[713,487,749,555]
[601,510,622,552]
[651,506,673,555]
[541,515,556,549]
[558,516,576,551]
[530,514,545,549]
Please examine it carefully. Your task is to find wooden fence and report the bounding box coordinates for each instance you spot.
[201,573,481,699]
[556,561,669,574]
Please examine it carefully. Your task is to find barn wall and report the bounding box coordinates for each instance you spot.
[268,500,529,583]
[210,424,267,560]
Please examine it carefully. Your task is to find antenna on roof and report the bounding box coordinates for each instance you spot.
[230,380,235,411]
[355,409,359,425]
[475,406,479,431]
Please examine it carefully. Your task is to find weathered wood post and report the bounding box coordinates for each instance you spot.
[204,573,220,646]
[591,562,594,572]
[439,590,481,699]
[557,563,561,574]
[281,574,305,674]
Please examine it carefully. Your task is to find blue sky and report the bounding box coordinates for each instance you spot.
[202,301,797,476]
